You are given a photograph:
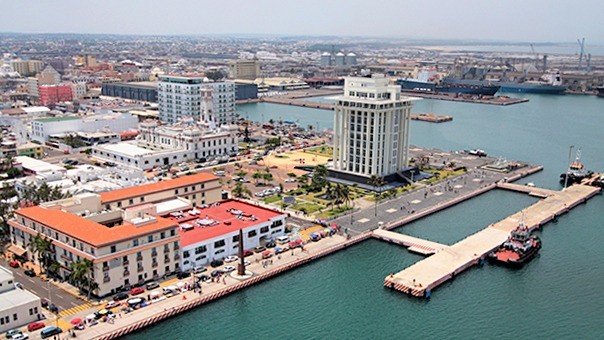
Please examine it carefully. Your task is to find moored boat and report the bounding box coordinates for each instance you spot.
[560,148,591,186]
[488,217,541,267]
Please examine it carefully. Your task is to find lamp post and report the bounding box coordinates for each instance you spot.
[563,145,574,189]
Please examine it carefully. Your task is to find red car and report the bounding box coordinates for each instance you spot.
[9,260,19,268]
[28,321,45,331]
[243,250,254,257]
[130,287,145,295]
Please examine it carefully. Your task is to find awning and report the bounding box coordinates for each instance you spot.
[7,245,27,257]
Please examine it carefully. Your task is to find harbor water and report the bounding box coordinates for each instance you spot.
[128,94,604,339]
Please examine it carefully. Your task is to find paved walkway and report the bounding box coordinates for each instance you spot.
[372,229,449,255]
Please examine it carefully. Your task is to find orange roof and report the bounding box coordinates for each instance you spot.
[100,173,218,203]
[15,206,177,247]
[175,200,286,247]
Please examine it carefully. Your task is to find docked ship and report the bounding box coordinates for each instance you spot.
[488,217,541,267]
[560,148,591,186]
[398,69,500,96]
[443,72,567,95]
[596,86,604,97]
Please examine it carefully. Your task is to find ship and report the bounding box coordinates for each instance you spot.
[560,148,591,186]
[596,86,604,98]
[488,216,541,267]
[443,72,567,95]
[397,68,500,96]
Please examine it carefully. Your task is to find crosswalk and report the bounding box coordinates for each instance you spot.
[57,302,94,318]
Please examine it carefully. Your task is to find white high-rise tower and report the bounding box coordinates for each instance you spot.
[332,74,412,179]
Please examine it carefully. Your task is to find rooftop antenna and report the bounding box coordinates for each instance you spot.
[577,37,585,69]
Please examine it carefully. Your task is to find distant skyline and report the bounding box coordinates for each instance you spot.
[2,0,603,44]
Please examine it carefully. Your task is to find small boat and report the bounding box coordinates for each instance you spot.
[488,215,541,267]
[560,148,591,186]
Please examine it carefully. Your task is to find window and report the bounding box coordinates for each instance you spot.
[133,239,139,247]
[214,240,225,248]
[260,226,269,233]
[248,230,257,237]
[175,189,179,195]
[232,235,239,243]
[160,232,165,239]
[117,202,122,208]
[195,245,207,254]
[129,199,134,205]
[148,235,153,243]
[110,245,116,253]
[183,250,190,258]
[170,229,176,237]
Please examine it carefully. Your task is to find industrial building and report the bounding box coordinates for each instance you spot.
[101,82,158,103]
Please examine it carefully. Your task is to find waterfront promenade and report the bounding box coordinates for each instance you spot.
[383,184,600,298]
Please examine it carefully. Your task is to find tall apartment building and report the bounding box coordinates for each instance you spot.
[229,59,260,80]
[10,60,44,77]
[158,75,235,125]
[332,74,412,180]
[8,173,221,297]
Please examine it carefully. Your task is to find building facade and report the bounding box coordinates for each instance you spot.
[158,75,235,125]
[175,200,287,270]
[38,84,73,106]
[332,74,412,178]
[0,266,42,333]
[8,174,221,297]
[31,113,138,143]
[101,82,158,103]
[229,59,260,80]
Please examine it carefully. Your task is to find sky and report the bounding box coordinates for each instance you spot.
[1,0,603,44]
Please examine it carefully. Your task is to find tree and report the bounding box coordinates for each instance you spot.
[368,175,386,217]
[310,165,328,192]
[235,170,248,178]
[205,69,226,82]
[243,125,250,143]
[232,182,252,198]
[27,233,53,273]
[252,172,263,184]
[21,182,71,205]
[69,259,95,299]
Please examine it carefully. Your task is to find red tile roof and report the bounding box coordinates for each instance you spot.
[174,200,286,247]
[15,206,177,247]
[100,173,218,203]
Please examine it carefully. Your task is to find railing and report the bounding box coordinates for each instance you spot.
[137,255,143,261]
[103,277,110,283]
[103,266,109,272]
[123,271,130,277]
[152,262,158,268]
[137,266,144,272]
[174,254,180,260]
[123,260,129,266]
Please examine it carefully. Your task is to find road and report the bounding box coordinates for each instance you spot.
[0,257,83,313]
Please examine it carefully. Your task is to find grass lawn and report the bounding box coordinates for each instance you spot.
[263,195,282,204]
[291,202,323,214]
[304,145,333,158]
[316,205,352,219]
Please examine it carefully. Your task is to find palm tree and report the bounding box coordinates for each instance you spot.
[27,233,52,273]
[232,182,252,198]
[252,172,263,185]
[368,175,386,217]
[262,172,273,184]
[69,259,95,299]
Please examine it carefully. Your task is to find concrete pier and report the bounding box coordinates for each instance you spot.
[384,184,600,298]
[372,229,449,255]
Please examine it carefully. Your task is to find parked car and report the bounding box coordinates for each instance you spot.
[223,265,236,272]
[265,241,276,248]
[237,258,251,266]
[210,259,224,268]
[28,321,45,331]
[243,250,254,257]
[145,281,160,290]
[254,245,266,253]
[130,287,145,295]
[48,304,58,314]
[5,329,23,339]
[113,292,129,301]
[24,269,36,277]
[224,255,238,263]
[276,236,290,245]
[176,271,191,279]
[11,333,29,340]
[40,327,62,339]
[105,301,121,309]
[210,269,223,277]
[8,260,19,268]
[195,274,211,283]
[192,266,207,274]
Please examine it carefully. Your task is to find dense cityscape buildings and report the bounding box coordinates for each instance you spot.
[0,28,603,339]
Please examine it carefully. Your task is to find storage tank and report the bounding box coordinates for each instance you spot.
[320,52,332,67]
[334,52,345,67]
[345,52,357,66]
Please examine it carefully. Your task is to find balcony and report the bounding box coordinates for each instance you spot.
[152,262,158,268]
[151,250,158,257]
[174,253,180,260]
[123,271,130,277]
[103,266,109,272]
[103,277,110,283]
[164,257,170,263]
[137,266,144,273]
[123,260,129,266]
[163,247,169,254]
[174,244,180,250]
[136,255,143,261]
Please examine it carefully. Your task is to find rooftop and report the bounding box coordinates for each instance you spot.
[100,172,218,203]
[97,143,154,157]
[15,205,177,247]
[173,199,286,247]
[0,285,40,311]
[14,156,65,174]
[36,116,80,123]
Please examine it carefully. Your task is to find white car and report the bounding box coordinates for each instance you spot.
[222,265,236,272]
[254,192,265,197]
[237,258,251,266]
[285,178,296,183]
[224,255,238,263]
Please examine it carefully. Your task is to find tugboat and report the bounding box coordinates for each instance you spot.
[488,216,541,267]
[560,148,591,187]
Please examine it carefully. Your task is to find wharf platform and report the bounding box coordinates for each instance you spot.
[372,229,449,255]
[496,182,557,198]
[400,91,529,105]
[384,184,600,298]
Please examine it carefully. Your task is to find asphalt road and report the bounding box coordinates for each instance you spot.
[0,258,83,313]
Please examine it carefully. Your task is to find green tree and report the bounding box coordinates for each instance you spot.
[235,170,248,178]
[205,69,226,82]
[310,164,328,192]
[69,259,95,299]
[252,172,263,184]
[27,233,53,273]
[232,182,252,198]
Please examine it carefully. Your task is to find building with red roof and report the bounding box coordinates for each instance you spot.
[8,174,222,298]
[168,199,287,271]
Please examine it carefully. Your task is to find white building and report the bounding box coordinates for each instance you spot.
[92,120,237,170]
[71,81,87,100]
[176,199,287,270]
[158,75,235,125]
[332,74,412,179]
[0,266,42,333]
[31,112,138,143]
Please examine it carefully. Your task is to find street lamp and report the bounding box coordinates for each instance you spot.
[563,145,574,189]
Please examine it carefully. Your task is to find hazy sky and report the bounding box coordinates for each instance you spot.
[2,0,603,43]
